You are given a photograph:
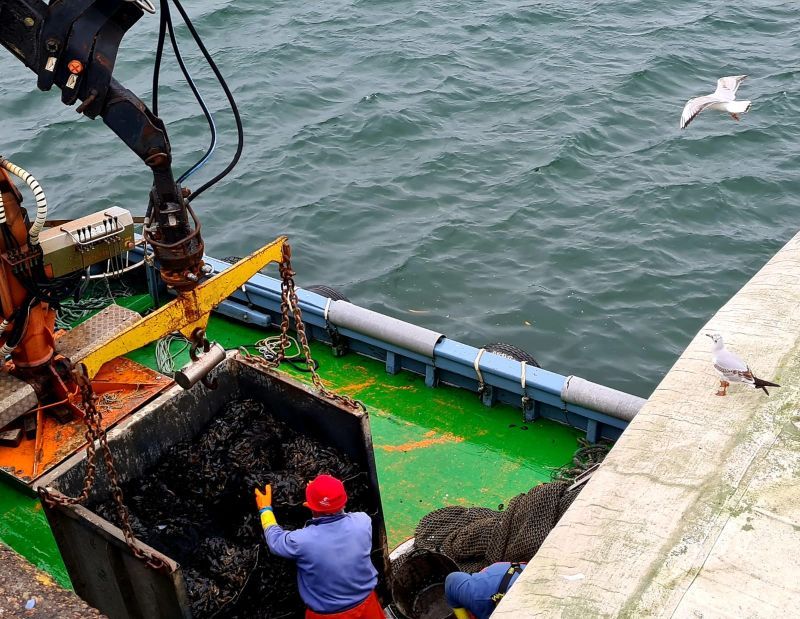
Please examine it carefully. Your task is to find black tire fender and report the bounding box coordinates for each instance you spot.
[483,342,541,368]
[305,285,350,303]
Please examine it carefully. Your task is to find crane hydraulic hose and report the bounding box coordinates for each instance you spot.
[0,157,48,245]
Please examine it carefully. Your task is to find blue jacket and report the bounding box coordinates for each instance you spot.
[445,562,527,619]
[265,512,378,613]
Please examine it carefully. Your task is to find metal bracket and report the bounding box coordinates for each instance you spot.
[567,462,601,492]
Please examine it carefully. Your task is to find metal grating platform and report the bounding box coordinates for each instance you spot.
[57,303,141,363]
[0,371,38,430]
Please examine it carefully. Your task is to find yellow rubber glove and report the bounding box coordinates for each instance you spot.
[452,609,471,619]
[255,484,277,531]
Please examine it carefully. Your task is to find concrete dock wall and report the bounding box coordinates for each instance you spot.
[495,230,800,617]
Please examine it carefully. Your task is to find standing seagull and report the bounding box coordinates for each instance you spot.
[680,76,751,129]
[706,333,779,396]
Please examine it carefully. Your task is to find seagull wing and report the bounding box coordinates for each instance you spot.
[714,347,755,383]
[714,75,747,100]
[680,95,721,129]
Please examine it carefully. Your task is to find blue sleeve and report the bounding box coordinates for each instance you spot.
[445,572,473,608]
[265,525,306,560]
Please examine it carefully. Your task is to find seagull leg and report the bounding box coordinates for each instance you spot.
[730,113,740,121]
[716,380,729,396]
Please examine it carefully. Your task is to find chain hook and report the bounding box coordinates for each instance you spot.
[242,241,365,412]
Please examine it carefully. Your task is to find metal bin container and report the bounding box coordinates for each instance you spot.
[36,355,389,618]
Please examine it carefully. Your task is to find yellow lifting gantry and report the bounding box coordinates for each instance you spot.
[79,236,287,379]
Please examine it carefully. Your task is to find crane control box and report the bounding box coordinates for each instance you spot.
[38,206,135,278]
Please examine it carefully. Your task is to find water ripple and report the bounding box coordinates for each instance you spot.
[1,0,797,397]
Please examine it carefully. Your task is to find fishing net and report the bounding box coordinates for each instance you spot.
[413,483,580,573]
[412,440,610,573]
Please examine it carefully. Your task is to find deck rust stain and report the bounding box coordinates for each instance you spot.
[380,430,464,453]
[336,377,377,394]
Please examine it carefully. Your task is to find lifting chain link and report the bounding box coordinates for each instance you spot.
[39,364,168,572]
[243,242,365,412]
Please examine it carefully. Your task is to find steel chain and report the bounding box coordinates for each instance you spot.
[243,242,365,411]
[39,365,168,572]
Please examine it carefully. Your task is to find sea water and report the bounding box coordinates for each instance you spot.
[1,0,798,397]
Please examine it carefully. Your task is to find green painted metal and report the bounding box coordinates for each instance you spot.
[0,305,580,588]
[0,483,70,588]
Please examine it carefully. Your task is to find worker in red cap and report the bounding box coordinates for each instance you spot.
[255,474,382,618]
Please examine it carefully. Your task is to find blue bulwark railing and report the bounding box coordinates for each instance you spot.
[139,249,645,442]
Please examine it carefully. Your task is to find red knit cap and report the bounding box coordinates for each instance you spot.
[304,474,347,513]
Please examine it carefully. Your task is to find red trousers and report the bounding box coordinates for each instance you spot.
[305,591,383,619]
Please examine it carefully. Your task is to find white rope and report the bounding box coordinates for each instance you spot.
[255,335,300,361]
[473,348,486,390]
[323,297,332,322]
[155,333,191,375]
[87,256,145,279]
[520,360,531,411]
[0,157,48,245]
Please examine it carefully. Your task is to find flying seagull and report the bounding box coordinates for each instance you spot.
[706,333,779,396]
[680,76,751,129]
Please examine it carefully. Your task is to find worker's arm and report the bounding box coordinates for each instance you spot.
[444,572,475,619]
[254,484,303,559]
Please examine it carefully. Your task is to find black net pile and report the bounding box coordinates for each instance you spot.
[413,482,581,573]
[93,398,371,619]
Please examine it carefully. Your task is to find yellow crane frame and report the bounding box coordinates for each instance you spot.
[79,236,287,378]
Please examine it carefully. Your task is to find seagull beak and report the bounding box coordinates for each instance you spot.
[704,333,713,339]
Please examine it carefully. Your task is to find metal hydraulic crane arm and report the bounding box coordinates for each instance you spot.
[0,0,204,290]
[0,0,289,489]
[0,0,284,385]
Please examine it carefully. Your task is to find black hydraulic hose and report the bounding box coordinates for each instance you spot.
[152,0,168,116]
[169,0,244,203]
[163,4,218,183]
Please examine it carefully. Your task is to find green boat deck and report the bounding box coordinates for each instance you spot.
[1,298,580,590]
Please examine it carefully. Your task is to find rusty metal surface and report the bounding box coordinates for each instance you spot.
[0,371,37,430]
[0,357,169,485]
[56,303,140,363]
[39,497,187,619]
